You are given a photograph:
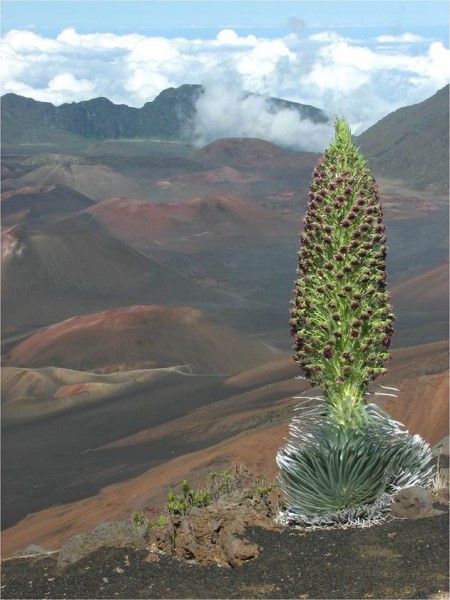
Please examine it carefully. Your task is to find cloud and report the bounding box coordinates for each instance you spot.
[1,26,449,140]
[193,80,333,151]
[375,33,426,43]
[215,29,258,46]
[309,31,347,43]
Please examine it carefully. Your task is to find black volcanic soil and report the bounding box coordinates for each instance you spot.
[2,512,448,599]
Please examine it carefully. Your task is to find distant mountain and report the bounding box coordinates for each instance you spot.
[357,85,449,191]
[1,85,328,144]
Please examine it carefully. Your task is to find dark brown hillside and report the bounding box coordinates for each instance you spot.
[4,305,278,374]
[0,220,227,335]
[391,260,449,344]
[1,184,94,226]
[357,85,449,191]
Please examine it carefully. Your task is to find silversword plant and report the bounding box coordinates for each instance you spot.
[277,119,434,526]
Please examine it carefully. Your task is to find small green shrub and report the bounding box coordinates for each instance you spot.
[166,466,272,516]
[130,509,146,529]
[148,515,167,529]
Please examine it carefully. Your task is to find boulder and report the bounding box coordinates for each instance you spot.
[390,487,444,520]
[146,487,279,568]
[432,436,449,457]
[223,536,259,567]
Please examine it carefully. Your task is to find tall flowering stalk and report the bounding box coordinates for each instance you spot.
[290,119,394,424]
[277,119,434,526]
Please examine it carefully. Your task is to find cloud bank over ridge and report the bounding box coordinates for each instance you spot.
[193,81,333,151]
[1,26,449,146]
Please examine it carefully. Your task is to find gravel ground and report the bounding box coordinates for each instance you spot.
[1,511,448,599]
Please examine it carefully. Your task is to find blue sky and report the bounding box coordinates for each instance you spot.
[2,1,448,37]
[1,1,449,148]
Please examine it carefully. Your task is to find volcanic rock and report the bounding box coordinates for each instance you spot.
[390,487,444,520]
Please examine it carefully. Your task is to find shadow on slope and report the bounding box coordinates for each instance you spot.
[1,184,94,227]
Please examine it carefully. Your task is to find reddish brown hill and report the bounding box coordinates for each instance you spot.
[197,137,319,168]
[157,166,260,186]
[4,305,279,374]
[82,193,298,251]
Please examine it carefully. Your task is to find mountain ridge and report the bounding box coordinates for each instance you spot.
[1,84,328,143]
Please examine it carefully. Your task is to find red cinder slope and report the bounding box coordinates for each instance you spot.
[197,137,318,168]
[83,193,298,251]
[5,305,279,374]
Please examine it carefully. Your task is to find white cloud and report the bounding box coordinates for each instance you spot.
[309,31,346,43]
[1,26,449,143]
[215,29,258,46]
[56,27,140,50]
[3,72,97,104]
[375,33,426,43]
[193,81,333,151]
[4,29,60,52]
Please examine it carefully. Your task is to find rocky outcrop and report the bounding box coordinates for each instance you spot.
[146,487,280,568]
[55,487,280,570]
